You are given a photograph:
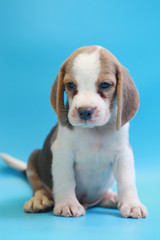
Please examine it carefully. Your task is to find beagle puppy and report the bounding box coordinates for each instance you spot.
[1,46,148,218]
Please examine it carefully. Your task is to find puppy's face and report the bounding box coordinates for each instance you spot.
[50,46,139,130]
[64,49,116,128]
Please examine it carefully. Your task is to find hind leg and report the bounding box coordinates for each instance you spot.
[24,150,54,213]
[96,190,118,209]
[24,189,54,213]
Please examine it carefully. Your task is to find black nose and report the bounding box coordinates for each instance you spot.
[78,107,94,120]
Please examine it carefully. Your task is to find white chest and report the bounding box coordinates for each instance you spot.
[73,133,115,202]
[53,124,129,203]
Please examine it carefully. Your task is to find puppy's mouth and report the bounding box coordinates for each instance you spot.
[70,120,106,128]
[72,120,96,128]
[68,107,110,128]
[69,117,108,128]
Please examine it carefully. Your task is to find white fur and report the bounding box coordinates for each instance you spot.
[0,153,27,171]
[68,48,111,128]
[51,122,129,202]
[73,49,100,91]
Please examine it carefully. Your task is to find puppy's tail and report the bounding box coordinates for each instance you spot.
[0,153,27,175]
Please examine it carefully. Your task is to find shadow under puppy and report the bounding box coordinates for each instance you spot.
[1,46,148,218]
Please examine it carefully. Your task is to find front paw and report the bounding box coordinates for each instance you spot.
[54,200,86,217]
[118,201,148,218]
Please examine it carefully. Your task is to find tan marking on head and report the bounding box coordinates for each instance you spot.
[98,47,139,129]
[63,74,78,100]
[50,46,99,126]
[96,73,116,96]
[97,48,117,110]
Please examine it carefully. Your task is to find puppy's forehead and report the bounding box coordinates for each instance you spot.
[64,46,118,89]
[72,47,101,90]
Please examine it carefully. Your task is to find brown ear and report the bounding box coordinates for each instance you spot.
[50,65,67,125]
[50,75,58,112]
[116,65,139,130]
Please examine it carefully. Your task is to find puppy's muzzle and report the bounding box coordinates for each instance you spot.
[78,107,94,120]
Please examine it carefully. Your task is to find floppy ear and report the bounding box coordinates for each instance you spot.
[116,65,139,130]
[50,75,58,112]
[50,65,68,125]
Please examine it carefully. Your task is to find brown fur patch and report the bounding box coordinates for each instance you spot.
[116,65,139,130]
[27,149,43,194]
[50,76,58,112]
[64,75,78,99]
[99,47,139,129]
[98,48,117,111]
[26,149,52,197]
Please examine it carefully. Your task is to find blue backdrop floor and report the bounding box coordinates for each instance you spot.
[0,160,159,240]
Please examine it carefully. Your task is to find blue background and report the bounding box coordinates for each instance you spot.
[0,0,160,239]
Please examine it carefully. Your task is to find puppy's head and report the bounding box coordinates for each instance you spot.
[50,46,139,130]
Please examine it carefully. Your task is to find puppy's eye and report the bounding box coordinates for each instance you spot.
[99,82,111,89]
[66,82,76,90]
